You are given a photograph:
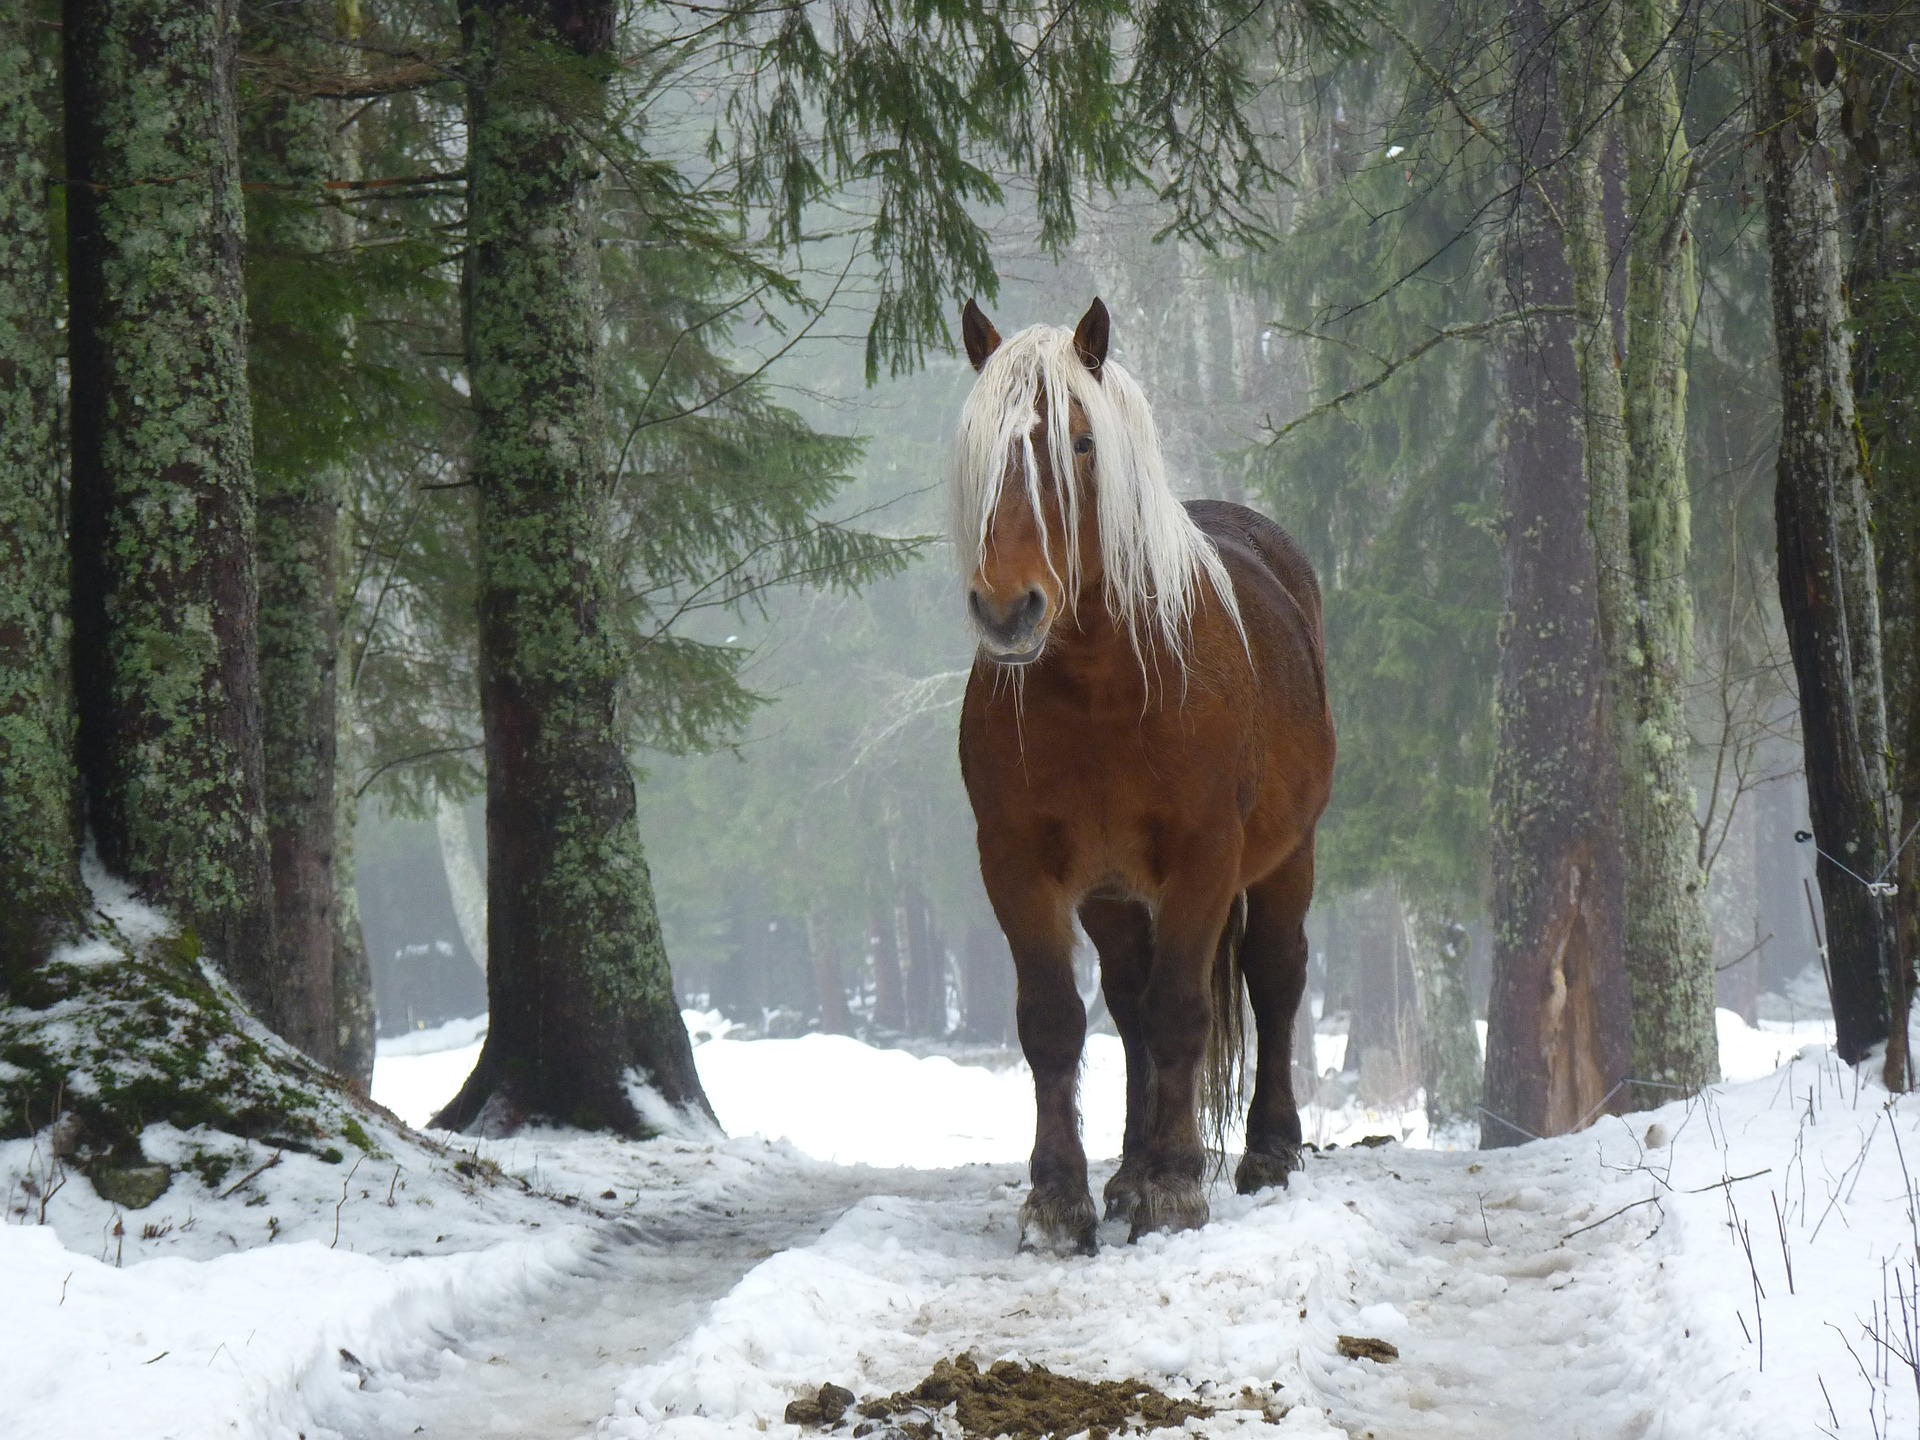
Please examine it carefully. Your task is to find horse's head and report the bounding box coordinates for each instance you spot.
[955,297,1111,666]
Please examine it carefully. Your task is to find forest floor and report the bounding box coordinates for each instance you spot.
[6,1008,1911,1440]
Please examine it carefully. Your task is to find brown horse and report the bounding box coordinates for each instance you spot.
[954,298,1335,1254]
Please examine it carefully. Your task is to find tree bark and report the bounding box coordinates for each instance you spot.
[1406,909,1482,1132]
[1613,0,1721,1096]
[434,0,711,1134]
[1755,1,1898,1066]
[1553,0,1718,1100]
[242,0,361,1067]
[1482,0,1632,1148]
[64,0,279,999]
[0,0,87,973]
[1841,0,1920,1086]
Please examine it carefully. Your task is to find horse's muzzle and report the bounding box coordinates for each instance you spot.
[969,585,1049,662]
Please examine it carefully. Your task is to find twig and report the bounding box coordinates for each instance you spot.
[1563,1194,1662,1242]
[1686,1168,1773,1193]
[218,1150,282,1200]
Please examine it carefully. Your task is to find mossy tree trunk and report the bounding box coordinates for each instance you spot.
[242,0,375,1080]
[0,0,87,974]
[1841,0,1920,1086]
[63,0,280,1001]
[1755,1,1898,1066]
[1557,0,1719,1100]
[433,0,712,1134]
[1481,0,1632,1149]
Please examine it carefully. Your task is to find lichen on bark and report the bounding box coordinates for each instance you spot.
[433,0,712,1135]
[1556,0,1718,1099]
[63,0,280,1011]
[0,0,86,971]
[1755,1,1898,1064]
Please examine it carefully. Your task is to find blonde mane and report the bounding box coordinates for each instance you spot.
[951,323,1243,669]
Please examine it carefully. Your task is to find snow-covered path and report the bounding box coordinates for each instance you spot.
[309,1156,1021,1440]
[592,1142,1770,1440]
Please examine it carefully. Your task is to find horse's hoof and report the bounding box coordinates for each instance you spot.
[1126,1174,1209,1241]
[1102,1165,1144,1221]
[1018,1183,1098,1256]
[1235,1144,1302,1195]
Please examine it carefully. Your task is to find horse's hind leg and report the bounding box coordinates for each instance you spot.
[1129,866,1240,1241]
[1235,839,1315,1194]
[1079,892,1153,1221]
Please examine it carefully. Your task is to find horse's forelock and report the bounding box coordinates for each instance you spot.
[952,324,1242,670]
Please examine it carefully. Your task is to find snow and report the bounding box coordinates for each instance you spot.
[8,999,1915,1440]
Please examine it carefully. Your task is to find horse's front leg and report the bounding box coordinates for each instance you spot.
[1130,867,1240,1241]
[1080,892,1153,1221]
[985,861,1096,1255]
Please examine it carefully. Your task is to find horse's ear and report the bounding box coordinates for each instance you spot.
[962,299,1001,372]
[1073,297,1109,378]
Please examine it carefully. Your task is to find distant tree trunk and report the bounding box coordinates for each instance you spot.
[870,894,906,1031]
[242,0,365,1067]
[434,0,711,1134]
[1483,0,1632,1149]
[1346,889,1420,1104]
[808,908,852,1035]
[1553,0,1718,1101]
[1406,909,1481,1131]
[1754,2,1899,1068]
[64,0,279,1000]
[961,920,1015,1044]
[1842,0,1920,1085]
[902,884,945,1037]
[0,2,87,973]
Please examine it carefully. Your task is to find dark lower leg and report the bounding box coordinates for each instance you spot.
[1082,895,1153,1219]
[1016,966,1095,1253]
[1237,858,1313,1192]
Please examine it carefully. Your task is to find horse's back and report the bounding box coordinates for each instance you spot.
[1186,499,1326,680]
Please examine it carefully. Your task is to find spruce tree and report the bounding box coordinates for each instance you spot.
[63,0,280,1004]
[0,0,86,972]
[1754,1,1899,1066]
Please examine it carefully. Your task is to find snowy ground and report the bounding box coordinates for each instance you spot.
[12,1004,1919,1440]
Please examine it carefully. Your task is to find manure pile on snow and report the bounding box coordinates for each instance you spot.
[785,1355,1219,1440]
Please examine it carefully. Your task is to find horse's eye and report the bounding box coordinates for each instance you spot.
[1073,434,1094,456]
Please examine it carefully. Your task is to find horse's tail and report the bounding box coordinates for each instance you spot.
[1201,890,1250,1165]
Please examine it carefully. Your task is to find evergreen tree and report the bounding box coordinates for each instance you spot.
[1482,0,1630,1146]
[64,0,281,1008]
[0,0,86,971]
[1754,0,1899,1067]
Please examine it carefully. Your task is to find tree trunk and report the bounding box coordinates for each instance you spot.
[333,687,376,1088]
[961,920,1015,1044]
[870,895,906,1032]
[1406,909,1481,1132]
[1554,0,1718,1100]
[808,908,852,1035]
[1345,888,1420,1105]
[434,0,711,1134]
[64,0,279,999]
[902,884,944,1037]
[1841,0,1920,1086]
[1755,1,1899,1067]
[0,0,87,973]
[1613,0,1720,1096]
[1482,0,1632,1149]
[242,0,361,1066]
